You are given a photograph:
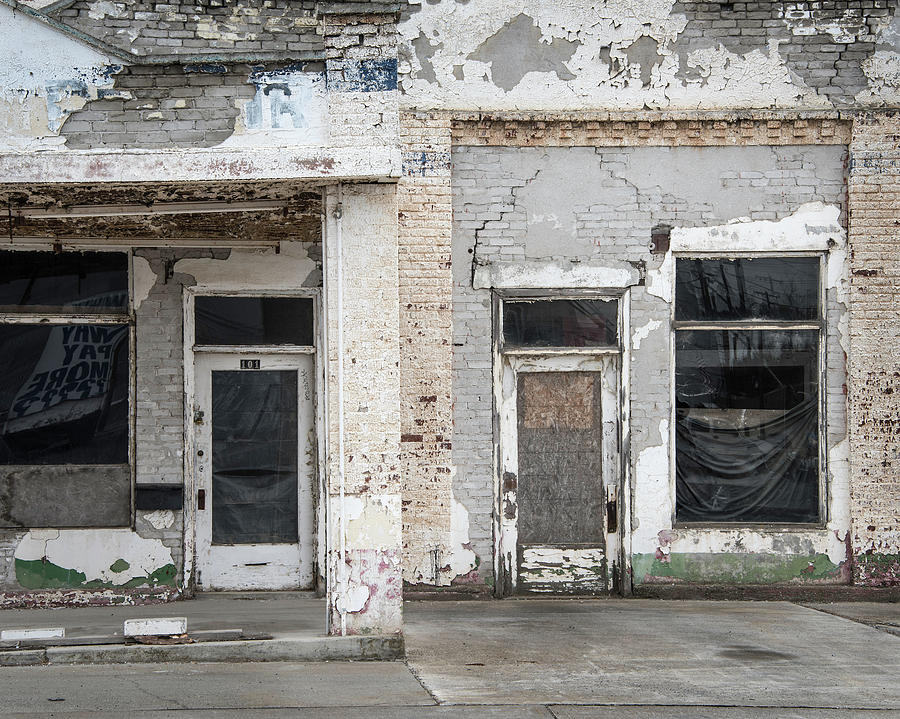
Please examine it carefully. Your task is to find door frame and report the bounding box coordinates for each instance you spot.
[492,290,632,597]
[182,287,325,594]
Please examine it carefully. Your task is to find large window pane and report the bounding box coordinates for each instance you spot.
[195,297,314,346]
[503,299,617,348]
[0,251,128,312]
[675,329,819,523]
[676,257,819,322]
[0,324,129,464]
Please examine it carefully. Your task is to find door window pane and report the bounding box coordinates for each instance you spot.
[211,370,298,544]
[504,300,617,348]
[0,251,128,312]
[196,297,314,346]
[675,257,819,322]
[0,324,129,464]
[675,329,819,523]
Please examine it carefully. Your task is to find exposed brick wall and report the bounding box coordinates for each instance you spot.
[848,111,900,585]
[133,249,189,489]
[672,0,894,105]
[52,0,322,57]
[60,64,257,149]
[398,111,455,585]
[324,12,400,147]
[452,116,851,147]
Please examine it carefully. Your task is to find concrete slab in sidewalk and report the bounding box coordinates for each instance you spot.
[804,600,900,631]
[404,598,900,710]
[0,661,433,714]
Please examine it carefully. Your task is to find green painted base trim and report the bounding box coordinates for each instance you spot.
[632,552,844,585]
[15,559,178,590]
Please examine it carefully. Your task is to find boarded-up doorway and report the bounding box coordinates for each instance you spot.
[495,297,621,596]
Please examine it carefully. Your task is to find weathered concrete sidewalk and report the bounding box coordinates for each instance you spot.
[0,591,402,665]
[404,598,900,710]
[0,596,899,714]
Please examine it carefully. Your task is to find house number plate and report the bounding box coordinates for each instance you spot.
[240,359,261,370]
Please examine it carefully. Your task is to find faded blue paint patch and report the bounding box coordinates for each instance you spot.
[332,58,398,92]
[402,150,451,176]
[45,79,89,133]
[183,63,228,74]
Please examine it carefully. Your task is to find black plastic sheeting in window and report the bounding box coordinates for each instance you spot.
[0,324,129,464]
[675,329,820,523]
[0,251,128,312]
[676,257,819,322]
[503,300,618,348]
[211,370,299,545]
[196,297,314,346]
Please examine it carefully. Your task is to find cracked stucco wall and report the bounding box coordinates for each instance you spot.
[452,140,849,587]
[399,0,900,111]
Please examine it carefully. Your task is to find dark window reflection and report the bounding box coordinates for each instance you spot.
[0,251,128,312]
[503,300,617,348]
[212,370,298,544]
[675,257,819,322]
[675,329,819,523]
[0,324,129,464]
[196,297,314,346]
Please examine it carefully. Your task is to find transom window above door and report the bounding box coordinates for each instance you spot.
[194,296,314,347]
[502,298,618,350]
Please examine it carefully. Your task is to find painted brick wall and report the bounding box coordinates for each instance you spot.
[848,111,900,586]
[133,249,189,490]
[324,13,400,148]
[323,183,403,634]
[398,111,455,586]
[52,0,322,57]
[450,121,850,588]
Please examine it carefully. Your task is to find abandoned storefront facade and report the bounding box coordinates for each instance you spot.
[1,0,899,633]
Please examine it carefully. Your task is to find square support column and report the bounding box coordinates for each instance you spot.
[323,182,403,635]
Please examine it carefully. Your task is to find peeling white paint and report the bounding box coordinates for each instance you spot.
[175,242,318,290]
[0,4,122,150]
[449,494,477,579]
[632,319,661,351]
[632,419,671,551]
[645,252,673,303]
[474,259,637,290]
[334,494,402,551]
[15,529,174,585]
[670,202,844,253]
[334,582,370,614]
[399,1,829,111]
[132,255,157,310]
[142,509,176,531]
[856,50,900,106]
[519,546,606,590]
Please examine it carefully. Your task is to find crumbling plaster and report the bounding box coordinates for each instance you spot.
[399,0,900,111]
[0,3,123,149]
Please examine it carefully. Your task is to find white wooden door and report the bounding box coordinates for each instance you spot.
[194,352,315,590]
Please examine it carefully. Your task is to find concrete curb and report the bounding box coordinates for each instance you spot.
[0,634,404,666]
